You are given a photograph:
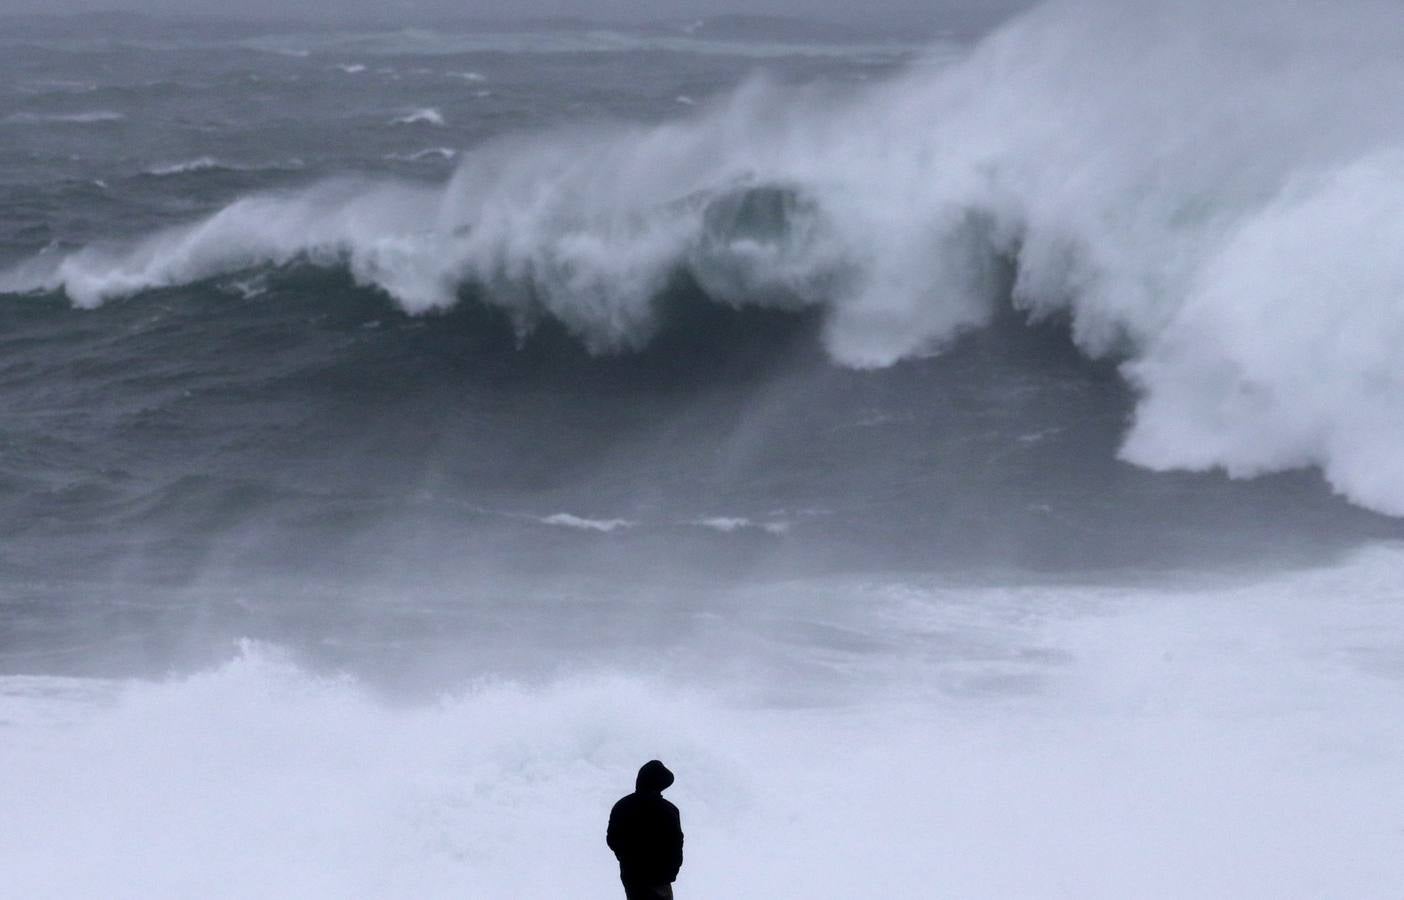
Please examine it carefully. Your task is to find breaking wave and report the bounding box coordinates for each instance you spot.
[6,0,1404,513]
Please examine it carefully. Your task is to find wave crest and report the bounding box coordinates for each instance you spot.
[7,0,1404,513]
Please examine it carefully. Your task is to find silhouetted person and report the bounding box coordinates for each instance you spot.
[607,760,684,900]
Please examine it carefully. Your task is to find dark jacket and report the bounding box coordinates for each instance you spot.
[607,760,684,884]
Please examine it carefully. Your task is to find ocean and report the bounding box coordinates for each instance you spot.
[2,2,1404,896]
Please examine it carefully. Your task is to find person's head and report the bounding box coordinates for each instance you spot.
[635,759,674,794]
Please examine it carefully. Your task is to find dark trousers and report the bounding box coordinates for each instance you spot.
[621,879,673,900]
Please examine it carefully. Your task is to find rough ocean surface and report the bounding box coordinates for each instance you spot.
[2,2,1403,897]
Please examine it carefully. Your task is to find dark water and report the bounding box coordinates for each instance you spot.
[1,16,1399,682]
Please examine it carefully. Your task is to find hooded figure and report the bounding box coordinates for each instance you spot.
[607,760,684,900]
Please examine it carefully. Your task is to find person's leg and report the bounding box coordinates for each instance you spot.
[621,880,672,900]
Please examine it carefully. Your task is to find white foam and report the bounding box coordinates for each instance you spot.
[10,0,1404,513]
[392,107,445,127]
[693,516,751,532]
[222,274,269,299]
[540,513,635,532]
[3,546,1404,897]
[3,110,125,124]
[1016,427,1063,445]
[145,157,234,176]
[335,63,367,74]
[692,517,788,535]
[15,79,98,95]
[142,158,304,177]
[386,147,459,163]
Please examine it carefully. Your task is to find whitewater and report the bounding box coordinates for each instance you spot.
[3,1,1404,897]
[5,551,1404,897]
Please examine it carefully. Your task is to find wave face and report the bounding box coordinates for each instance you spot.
[6,0,1404,514]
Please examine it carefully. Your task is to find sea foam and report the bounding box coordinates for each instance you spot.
[392,107,446,126]
[540,513,635,532]
[4,547,1404,897]
[3,110,125,124]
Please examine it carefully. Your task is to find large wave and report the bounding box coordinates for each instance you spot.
[6,0,1404,513]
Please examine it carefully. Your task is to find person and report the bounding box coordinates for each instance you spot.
[606,760,684,900]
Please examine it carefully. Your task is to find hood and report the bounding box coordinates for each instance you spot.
[635,759,674,794]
